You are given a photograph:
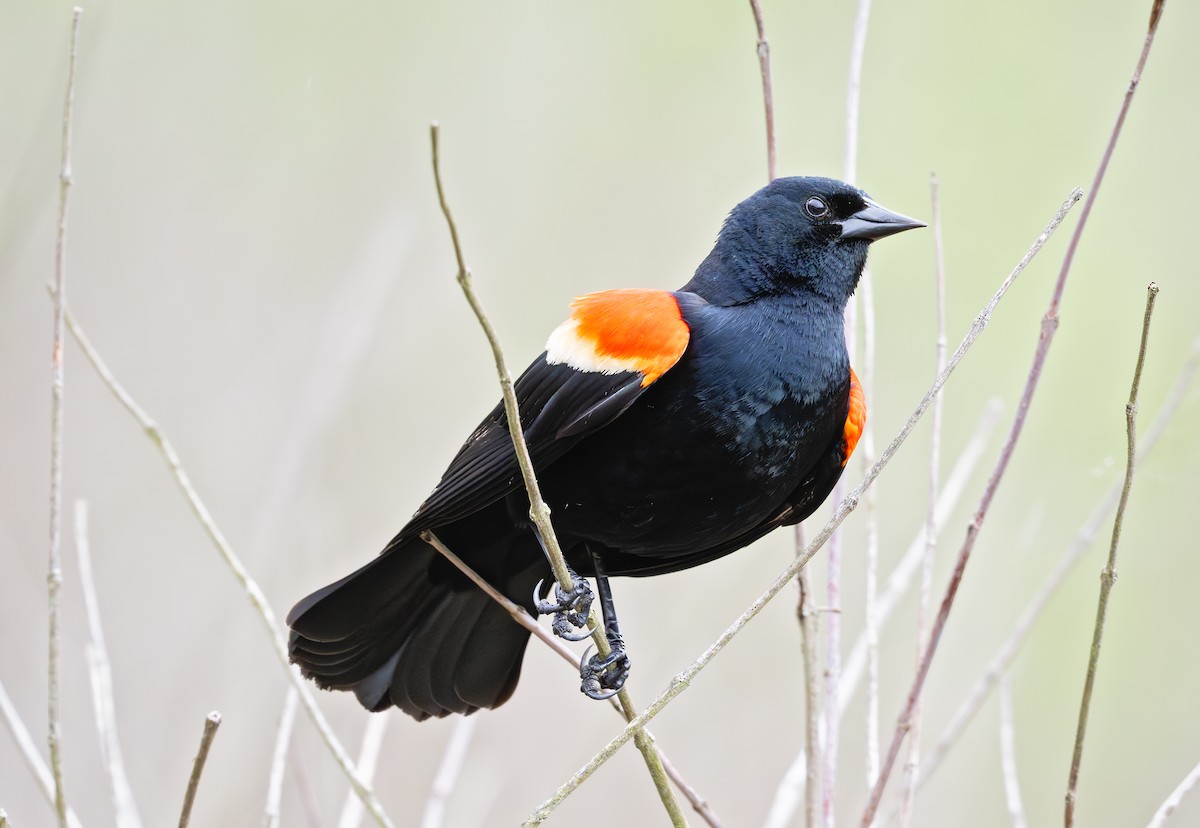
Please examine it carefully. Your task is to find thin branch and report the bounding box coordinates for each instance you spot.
[998,677,1029,828]
[834,6,874,820]
[48,11,83,828]
[524,191,1082,827]
[898,174,948,826]
[418,717,477,828]
[765,400,1000,828]
[1065,282,1159,826]
[422,532,725,828]
[337,716,389,828]
[1147,757,1200,828]
[428,123,686,827]
[53,303,395,828]
[860,269,881,794]
[747,0,776,181]
[861,6,1166,818]
[917,339,1200,790]
[75,500,143,828]
[798,563,822,828]
[0,680,85,828]
[262,687,298,828]
[178,711,221,828]
[843,0,873,186]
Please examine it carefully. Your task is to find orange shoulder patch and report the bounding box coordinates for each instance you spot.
[841,368,866,467]
[545,289,690,386]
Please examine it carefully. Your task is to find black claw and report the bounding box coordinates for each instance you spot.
[579,639,631,700]
[532,575,594,641]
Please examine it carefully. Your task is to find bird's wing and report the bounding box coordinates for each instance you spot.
[398,289,692,537]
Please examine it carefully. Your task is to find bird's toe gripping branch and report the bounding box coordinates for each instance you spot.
[533,574,595,642]
[580,637,631,700]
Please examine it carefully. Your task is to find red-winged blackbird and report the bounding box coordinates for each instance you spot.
[288,176,923,720]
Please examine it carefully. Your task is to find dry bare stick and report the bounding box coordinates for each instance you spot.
[336,716,389,828]
[524,190,1082,827]
[262,687,298,828]
[916,339,1200,792]
[74,500,143,828]
[421,531,724,828]
[53,306,395,828]
[860,269,881,794]
[998,677,1028,828]
[797,563,822,828]
[747,0,776,181]
[1064,283,1159,826]
[418,717,477,828]
[897,174,948,827]
[47,11,83,828]
[764,400,1001,828]
[428,123,687,827]
[0,680,85,828]
[833,4,875,819]
[861,5,1166,820]
[178,712,221,828]
[1147,758,1200,828]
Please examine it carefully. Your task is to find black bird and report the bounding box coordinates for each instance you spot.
[288,176,923,720]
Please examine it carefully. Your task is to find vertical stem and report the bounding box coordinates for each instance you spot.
[263,687,299,828]
[899,174,948,825]
[797,561,823,828]
[747,0,776,181]
[48,11,83,828]
[1064,283,1159,825]
[178,712,222,828]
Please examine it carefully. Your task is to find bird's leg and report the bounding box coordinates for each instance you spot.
[579,548,631,700]
[531,532,594,642]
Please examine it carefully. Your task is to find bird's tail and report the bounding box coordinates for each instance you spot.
[287,535,538,720]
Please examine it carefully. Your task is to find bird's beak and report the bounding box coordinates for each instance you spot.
[840,200,926,241]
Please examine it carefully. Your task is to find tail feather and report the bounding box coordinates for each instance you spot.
[288,534,539,719]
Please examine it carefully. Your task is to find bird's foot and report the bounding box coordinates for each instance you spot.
[580,637,631,700]
[533,576,594,642]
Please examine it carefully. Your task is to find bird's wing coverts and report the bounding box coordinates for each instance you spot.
[400,290,691,537]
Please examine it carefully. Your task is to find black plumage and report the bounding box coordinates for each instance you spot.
[288,176,922,719]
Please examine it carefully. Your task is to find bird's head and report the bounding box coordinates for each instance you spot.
[687,176,924,307]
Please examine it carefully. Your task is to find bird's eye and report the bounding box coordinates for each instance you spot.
[804,196,829,219]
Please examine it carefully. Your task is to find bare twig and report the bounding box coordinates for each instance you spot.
[74,500,143,828]
[835,5,874,818]
[524,191,1081,827]
[766,401,1001,828]
[418,718,477,828]
[337,716,389,828]
[861,6,1166,819]
[747,0,776,181]
[917,339,1200,790]
[0,680,84,828]
[262,687,298,828]
[1147,757,1200,828]
[178,712,221,828]
[860,270,881,794]
[898,174,948,826]
[998,678,1029,828]
[1065,283,1159,825]
[798,564,822,828]
[48,12,83,828]
[428,123,686,827]
[422,532,724,828]
[842,0,873,186]
[53,304,395,828]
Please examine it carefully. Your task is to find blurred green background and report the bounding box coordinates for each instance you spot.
[3,1,1198,826]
